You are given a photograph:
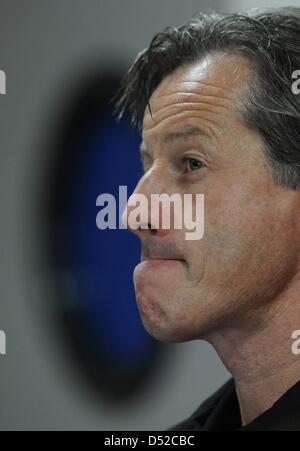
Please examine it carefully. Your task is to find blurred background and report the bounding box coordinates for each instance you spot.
[0,0,298,431]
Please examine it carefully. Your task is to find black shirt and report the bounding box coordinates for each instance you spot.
[168,379,300,431]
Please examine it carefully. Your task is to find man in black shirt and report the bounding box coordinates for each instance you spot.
[115,7,300,430]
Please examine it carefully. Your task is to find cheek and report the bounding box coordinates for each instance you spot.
[189,181,272,279]
[199,178,296,290]
[205,178,269,243]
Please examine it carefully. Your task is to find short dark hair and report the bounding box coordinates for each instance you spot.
[113,7,300,189]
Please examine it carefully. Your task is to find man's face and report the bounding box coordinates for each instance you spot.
[123,54,300,342]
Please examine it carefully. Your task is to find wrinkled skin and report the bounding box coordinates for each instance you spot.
[123,54,300,343]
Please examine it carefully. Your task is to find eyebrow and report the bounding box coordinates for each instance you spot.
[140,125,210,154]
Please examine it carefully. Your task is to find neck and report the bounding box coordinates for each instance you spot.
[205,278,300,426]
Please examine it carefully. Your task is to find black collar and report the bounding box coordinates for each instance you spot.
[170,379,300,431]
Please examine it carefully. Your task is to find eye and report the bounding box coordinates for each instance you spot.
[184,157,205,173]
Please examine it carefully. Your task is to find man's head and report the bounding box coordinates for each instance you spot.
[115,8,300,342]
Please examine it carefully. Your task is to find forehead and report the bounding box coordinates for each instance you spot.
[142,53,252,137]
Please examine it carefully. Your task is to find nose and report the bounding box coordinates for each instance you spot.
[121,169,171,239]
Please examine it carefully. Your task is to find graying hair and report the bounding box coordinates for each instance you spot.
[114,7,300,189]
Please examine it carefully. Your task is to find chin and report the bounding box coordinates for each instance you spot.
[134,279,233,342]
[137,301,201,343]
[139,297,236,343]
[141,315,189,343]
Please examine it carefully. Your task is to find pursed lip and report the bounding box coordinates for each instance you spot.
[141,254,187,268]
[141,255,185,262]
[137,258,187,276]
[141,241,186,265]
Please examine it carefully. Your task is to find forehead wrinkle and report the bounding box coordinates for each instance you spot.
[146,67,245,125]
[162,125,210,143]
[143,113,222,147]
[148,87,233,114]
[144,99,230,128]
[143,62,245,146]
[151,79,234,101]
[143,106,226,143]
[143,87,234,133]
[151,88,232,104]
[146,96,231,117]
